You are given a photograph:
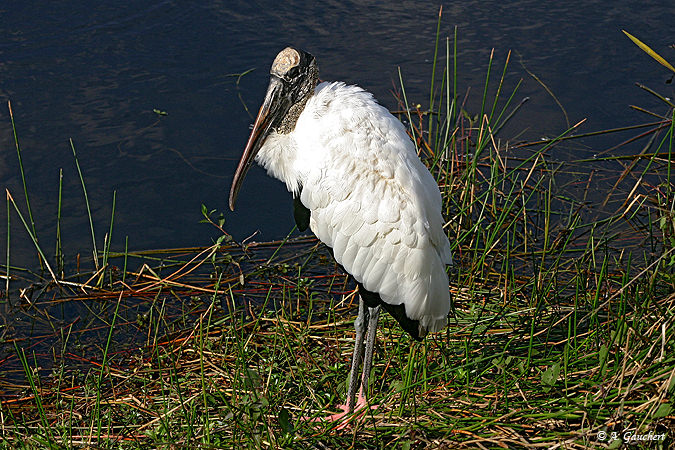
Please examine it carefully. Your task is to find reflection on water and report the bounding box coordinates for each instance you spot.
[0,0,673,269]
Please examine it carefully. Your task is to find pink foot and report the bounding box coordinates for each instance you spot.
[302,391,378,429]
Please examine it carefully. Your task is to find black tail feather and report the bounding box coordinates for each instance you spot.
[357,282,423,341]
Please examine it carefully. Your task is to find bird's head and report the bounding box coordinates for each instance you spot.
[229,47,318,210]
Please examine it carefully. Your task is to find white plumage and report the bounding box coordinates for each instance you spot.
[229,47,452,418]
[255,81,452,334]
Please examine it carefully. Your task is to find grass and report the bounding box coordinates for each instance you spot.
[1,15,674,449]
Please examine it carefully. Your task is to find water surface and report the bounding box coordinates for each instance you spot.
[0,0,672,268]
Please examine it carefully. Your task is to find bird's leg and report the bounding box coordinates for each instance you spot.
[345,296,368,412]
[357,305,380,408]
[302,296,377,427]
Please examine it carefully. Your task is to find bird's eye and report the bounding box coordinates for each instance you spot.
[285,66,299,79]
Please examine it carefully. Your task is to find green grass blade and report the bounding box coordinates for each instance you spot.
[56,168,64,277]
[100,190,116,286]
[428,6,443,141]
[95,292,123,440]
[13,343,54,446]
[70,139,99,270]
[122,235,129,284]
[6,189,57,283]
[5,195,10,299]
[8,101,40,259]
[397,67,418,153]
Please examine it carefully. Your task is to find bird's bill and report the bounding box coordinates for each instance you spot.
[229,76,286,211]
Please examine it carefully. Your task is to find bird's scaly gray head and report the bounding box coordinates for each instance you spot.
[270,47,318,134]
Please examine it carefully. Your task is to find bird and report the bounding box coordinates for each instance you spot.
[229,47,452,421]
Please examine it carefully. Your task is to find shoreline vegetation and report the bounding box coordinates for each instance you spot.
[1,18,674,449]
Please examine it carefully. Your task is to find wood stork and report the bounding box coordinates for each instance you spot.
[229,47,452,419]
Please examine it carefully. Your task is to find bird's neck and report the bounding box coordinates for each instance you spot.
[277,64,319,135]
[277,94,310,134]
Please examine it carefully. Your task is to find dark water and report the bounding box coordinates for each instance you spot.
[1,0,673,269]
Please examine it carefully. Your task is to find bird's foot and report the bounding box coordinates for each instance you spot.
[302,393,377,430]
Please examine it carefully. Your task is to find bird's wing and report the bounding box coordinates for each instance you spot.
[296,82,451,333]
